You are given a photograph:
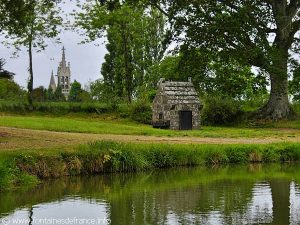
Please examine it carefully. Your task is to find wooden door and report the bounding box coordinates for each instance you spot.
[179,111,192,130]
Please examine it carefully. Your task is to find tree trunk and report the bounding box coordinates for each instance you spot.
[258,47,294,120]
[259,73,293,120]
[27,39,34,107]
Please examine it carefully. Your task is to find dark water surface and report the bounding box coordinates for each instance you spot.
[1,164,300,225]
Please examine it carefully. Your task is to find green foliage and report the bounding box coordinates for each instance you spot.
[156,1,299,119]
[90,79,122,104]
[78,90,92,102]
[32,86,47,102]
[152,53,268,100]
[76,2,167,102]
[53,85,65,102]
[32,102,114,114]
[0,101,117,114]
[0,58,15,80]
[289,66,300,102]
[0,0,62,105]
[69,80,82,102]
[201,96,243,125]
[46,87,55,101]
[2,140,300,190]
[0,79,26,101]
[129,100,152,124]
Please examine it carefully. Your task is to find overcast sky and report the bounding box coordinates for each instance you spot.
[0,1,107,89]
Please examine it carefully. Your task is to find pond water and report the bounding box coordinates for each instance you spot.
[1,164,300,225]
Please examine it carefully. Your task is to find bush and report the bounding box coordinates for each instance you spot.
[201,96,243,125]
[129,100,152,124]
[0,101,117,115]
[0,79,26,101]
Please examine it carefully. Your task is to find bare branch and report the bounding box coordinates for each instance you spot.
[287,0,300,18]
[148,1,169,17]
[218,0,238,11]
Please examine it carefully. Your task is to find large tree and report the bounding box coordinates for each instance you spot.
[0,0,62,106]
[76,1,167,102]
[146,0,300,120]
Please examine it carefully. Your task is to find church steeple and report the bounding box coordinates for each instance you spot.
[49,70,56,91]
[61,46,66,67]
[56,46,71,98]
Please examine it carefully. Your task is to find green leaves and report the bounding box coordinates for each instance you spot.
[1,0,62,50]
[69,80,82,102]
[76,2,167,102]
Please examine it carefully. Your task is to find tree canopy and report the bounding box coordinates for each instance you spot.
[76,1,167,102]
[139,0,300,119]
[0,0,62,105]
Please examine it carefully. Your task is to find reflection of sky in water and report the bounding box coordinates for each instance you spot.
[0,198,109,225]
[166,210,225,225]
[242,182,273,224]
[290,181,300,225]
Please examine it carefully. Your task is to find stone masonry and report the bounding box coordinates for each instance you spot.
[152,78,202,130]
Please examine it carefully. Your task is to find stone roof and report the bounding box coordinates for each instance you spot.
[158,80,200,105]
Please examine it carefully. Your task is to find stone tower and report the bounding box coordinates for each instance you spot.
[56,46,71,97]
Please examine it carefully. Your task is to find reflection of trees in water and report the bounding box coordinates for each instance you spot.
[2,165,300,225]
[269,180,290,225]
[108,180,256,224]
[108,180,293,225]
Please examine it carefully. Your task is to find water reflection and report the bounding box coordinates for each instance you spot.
[0,164,300,225]
[290,181,300,225]
[1,199,109,225]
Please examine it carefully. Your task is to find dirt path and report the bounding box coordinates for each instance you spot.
[1,127,300,151]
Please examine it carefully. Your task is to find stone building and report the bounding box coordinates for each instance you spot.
[152,78,202,130]
[48,46,71,98]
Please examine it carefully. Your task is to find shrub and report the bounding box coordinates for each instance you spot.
[0,79,26,101]
[129,100,152,124]
[0,101,118,115]
[201,95,243,125]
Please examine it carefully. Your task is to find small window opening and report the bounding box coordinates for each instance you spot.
[159,113,163,120]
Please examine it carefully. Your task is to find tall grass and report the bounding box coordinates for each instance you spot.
[1,141,300,190]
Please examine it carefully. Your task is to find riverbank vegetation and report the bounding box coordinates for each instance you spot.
[1,141,300,191]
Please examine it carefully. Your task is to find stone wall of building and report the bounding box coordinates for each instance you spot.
[169,104,200,130]
[152,80,201,130]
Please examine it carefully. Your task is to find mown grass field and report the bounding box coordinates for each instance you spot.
[1,114,300,139]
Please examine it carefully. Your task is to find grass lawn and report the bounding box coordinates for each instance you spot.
[1,114,300,139]
[1,113,300,190]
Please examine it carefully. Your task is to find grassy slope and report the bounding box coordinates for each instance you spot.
[1,114,300,138]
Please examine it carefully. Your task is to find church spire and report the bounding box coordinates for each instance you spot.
[49,70,56,91]
[61,46,66,66]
